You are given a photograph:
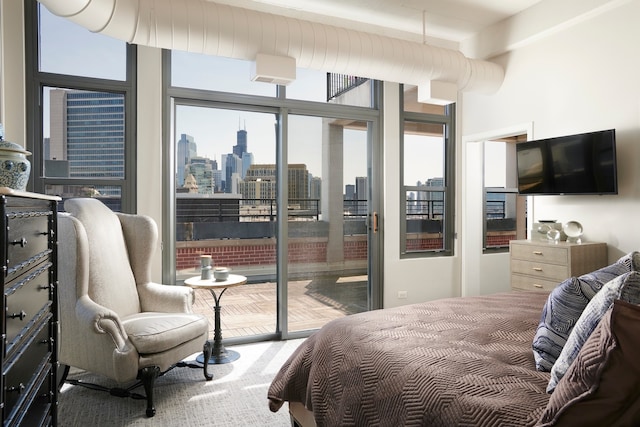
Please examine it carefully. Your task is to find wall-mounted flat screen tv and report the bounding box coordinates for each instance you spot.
[516,129,617,195]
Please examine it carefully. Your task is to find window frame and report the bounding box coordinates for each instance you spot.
[399,87,456,258]
[24,0,138,212]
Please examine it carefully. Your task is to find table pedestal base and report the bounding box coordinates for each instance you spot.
[197,348,240,365]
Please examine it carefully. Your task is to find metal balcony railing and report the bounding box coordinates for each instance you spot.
[327,73,369,101]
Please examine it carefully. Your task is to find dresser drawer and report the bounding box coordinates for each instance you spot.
[510,243,568,265]
[511,274,561,292]
[5,370,52,427]
[511,259,569,282]
[4,211,51,281]
[3,319,51,419]
[5,263,53,353]
[509,239,608,293]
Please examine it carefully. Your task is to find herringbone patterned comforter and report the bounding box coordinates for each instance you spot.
[268,291,552,426]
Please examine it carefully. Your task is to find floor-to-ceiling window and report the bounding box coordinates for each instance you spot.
[168,52,381,343]
[25,2,137,211]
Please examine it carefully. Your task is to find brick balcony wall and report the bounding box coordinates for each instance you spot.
[177,236,368,271]
[176,232,516,271]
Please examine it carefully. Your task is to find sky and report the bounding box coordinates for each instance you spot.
[38,5,506,190]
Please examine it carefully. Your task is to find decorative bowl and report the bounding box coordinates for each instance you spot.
[0,139,31,191]
[214,267,230,281]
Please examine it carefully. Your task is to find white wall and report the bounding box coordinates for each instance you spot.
[462,0,640,263]
[382,83,461,308]
[0,1,26,146]
[136,46,164,282]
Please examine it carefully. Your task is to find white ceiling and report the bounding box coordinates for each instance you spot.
[208,0,543,47]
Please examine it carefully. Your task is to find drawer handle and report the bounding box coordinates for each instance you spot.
[532,251,543,255]
[532,267,543,272]
[10,237,28,247]
[8,310,27,321]
[534,284,543,289]
[7,383,25,394]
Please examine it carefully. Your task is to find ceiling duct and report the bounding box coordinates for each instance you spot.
[38,0,505,95]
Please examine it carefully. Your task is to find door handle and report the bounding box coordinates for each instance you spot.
[372,211,378,233]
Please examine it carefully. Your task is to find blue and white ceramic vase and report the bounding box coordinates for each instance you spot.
[0,129,31,191]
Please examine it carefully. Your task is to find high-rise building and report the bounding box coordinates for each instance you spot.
[177,133,197,186]
[310,176,322,201]
[345,184,355,199]
[186,157,215,194]
[241,152,254,178]
[233,128,247,157]
[243,164,310,202]
[48,89,125,195]
[224,153,243,193]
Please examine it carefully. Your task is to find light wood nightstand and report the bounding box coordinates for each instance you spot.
[509,239,607,292]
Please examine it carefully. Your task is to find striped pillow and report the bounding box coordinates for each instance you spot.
[532,252,638,371]
[547,270,640,392]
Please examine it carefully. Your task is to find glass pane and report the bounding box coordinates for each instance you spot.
[42,87,125,180]
[485,191,519,249]
[403,122,444,185]
[287,115,369,333]
[44,184,122,211]
[171,51,276,97]
[484,140,521,250]
[38,5,126,80]
[174,105,278,339]
[404,121,445,253]
[287,69,372,107]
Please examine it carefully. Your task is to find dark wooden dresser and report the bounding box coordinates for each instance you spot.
[0,189,59,426]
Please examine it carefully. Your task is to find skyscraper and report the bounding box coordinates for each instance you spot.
[233,128,247,157]
[177,133,197,186]
[47,89,125,196]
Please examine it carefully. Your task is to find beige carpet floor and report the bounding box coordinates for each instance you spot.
[58,339,305,426]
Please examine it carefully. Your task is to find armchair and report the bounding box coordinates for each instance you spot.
[57,198,212,417]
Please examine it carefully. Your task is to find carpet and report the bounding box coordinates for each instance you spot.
[58,339,305,427]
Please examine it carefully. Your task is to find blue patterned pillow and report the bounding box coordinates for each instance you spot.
[547,270,640,393]
[532,252,638,371]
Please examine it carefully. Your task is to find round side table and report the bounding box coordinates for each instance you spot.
[185,274,247,364]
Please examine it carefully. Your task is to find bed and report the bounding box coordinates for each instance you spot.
[268,253,640,426]
[268,291,552,426]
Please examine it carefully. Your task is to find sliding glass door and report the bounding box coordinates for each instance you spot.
[285,115,371,334]
[174,104,280,339]
[172,102,377,341]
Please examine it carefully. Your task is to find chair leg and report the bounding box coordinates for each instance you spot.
[140,366,160,417]
[58,364,70,391]
[203,340,213,381]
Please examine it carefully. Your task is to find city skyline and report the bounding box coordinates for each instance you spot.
[176,125,372,198]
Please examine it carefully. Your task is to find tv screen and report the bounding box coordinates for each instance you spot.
[516,129,617,195]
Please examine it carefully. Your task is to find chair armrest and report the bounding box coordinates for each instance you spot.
[137,281,195,313]
[76,295,129,350]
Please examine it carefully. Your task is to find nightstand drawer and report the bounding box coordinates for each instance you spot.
[509,239,607,293]
[511,274,561,292]
[511,259,569,282]
[510,243,568,265]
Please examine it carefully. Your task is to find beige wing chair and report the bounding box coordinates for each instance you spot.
[57,198,212,417]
